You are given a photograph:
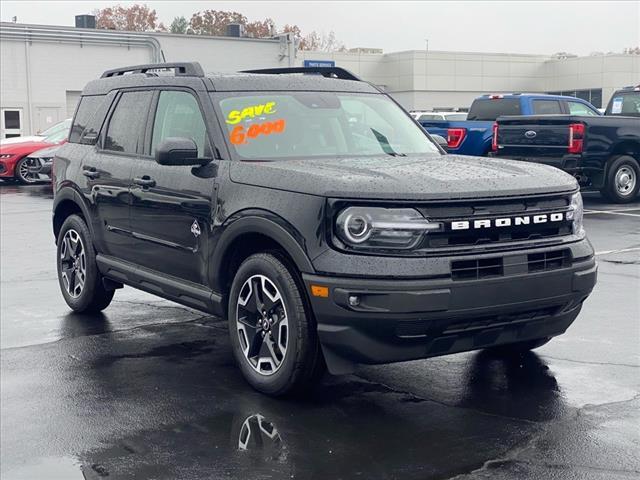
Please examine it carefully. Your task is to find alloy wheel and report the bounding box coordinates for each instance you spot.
[236,274,289,375]
[17,157,42,183]
[59,229,86,298]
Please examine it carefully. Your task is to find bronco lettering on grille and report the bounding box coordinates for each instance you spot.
[450,212,567,231]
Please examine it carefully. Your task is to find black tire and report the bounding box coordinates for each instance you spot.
[56,214,114,313]
[14,157,41,184]
[228,253,325,396]
[601,155,640,203]
[485,337,551,356]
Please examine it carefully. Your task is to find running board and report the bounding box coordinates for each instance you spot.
[96,254,224,316]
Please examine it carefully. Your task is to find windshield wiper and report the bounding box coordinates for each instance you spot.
[370,128,406,156]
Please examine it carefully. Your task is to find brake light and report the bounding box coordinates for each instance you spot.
[491,122,499,151]
[447,128,466,149]
[568,123,585,154]
[488,95,504,99]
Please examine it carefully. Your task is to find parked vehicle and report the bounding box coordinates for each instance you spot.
[22,144,62,180]
[493,86,640,203]
[0,126,68,183]
[604,85,640,117]
[0,118,71,146]
[420,94,600,156]
[53,63,597,396]
[416,112,468,122]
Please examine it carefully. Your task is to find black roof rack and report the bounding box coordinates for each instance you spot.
[241,67,361,82]
[101,62,205,79]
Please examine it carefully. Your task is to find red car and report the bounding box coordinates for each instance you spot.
[0,127,69,184]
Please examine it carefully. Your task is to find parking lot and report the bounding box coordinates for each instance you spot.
[0,182,638,480]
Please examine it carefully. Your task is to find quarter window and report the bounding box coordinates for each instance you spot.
[151,91,208,157]
[104,91,152,153]
[69,96,105,143]
[532,100,562,115]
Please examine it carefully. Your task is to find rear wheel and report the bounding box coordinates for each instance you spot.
[56,214,114,313]
[228,253,325,396]
[485,337,551,356]
[601,155,639,203]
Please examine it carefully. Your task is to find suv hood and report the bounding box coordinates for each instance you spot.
[229,154,577,200]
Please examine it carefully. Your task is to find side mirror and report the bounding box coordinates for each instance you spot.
[431,134,449,152]
[155,137,208,166]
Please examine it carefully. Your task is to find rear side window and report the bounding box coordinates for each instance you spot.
[532,100,562,115]
[104,91,153,153]
[69,95,105,143]
[606,92,640,117]
[567,101,599,116]
[467,99,521,121]
[151,91,208,157]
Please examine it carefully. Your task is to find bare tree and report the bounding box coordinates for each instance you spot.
[299,30,346,52]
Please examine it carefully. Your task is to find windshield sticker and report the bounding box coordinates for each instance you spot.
[229,119,286,145]
[611,97,623,114]
[226,102,277,124]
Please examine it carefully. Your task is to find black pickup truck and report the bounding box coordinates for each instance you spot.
[493,86,640,203]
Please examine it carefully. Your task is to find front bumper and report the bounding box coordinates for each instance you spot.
[303,245,597,374]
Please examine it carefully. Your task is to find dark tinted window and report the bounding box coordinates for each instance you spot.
[606,92,640,117]
[69,95,110,143]
[467,99,521,121]
[104,91,152,153]
[3,110,21,129]
[151,91,207,157]
[533,100,562,115]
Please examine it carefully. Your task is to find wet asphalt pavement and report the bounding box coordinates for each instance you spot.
[1,182,639,480]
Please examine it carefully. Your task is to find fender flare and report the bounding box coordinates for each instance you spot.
[210,214,316,291]
[52,186,94,239]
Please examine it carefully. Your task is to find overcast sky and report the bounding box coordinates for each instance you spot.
[2,1,639,55]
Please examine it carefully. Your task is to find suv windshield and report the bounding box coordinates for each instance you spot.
[216,92,441,160]
[606,91,640,117]
[467,98,521,121]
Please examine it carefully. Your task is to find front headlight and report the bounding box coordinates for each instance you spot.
[0,153,15,160]
[567,192,584,235]
[335,207,442,250]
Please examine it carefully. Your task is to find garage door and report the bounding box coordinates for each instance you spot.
[66,91,82,117]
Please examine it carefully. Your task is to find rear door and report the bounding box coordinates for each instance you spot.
[87,89,153,262]
[128,88,217,285]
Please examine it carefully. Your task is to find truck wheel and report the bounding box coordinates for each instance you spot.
[228,253,325,396]
[601,155,639,203]
[56,214,114,313]
[485,337,551,356]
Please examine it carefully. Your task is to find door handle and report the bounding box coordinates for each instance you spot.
[82,166,100,179]
[133,176,156,188]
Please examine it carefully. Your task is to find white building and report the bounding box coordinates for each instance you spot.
[1,21,638,138]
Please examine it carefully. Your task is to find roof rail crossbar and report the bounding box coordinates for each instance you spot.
[241,67,361,82]
[101,62,205,79]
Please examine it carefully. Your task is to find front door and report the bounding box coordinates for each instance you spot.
[129,89,216,285]
[88,89,153,263]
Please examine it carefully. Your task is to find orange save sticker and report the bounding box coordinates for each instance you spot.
[229,119,286,145]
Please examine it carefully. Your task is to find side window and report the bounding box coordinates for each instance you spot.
[151,91,208,157]
[532,100,562,115]
[69,95,104,143]
[104,91,153,153]
[568,101,598,116]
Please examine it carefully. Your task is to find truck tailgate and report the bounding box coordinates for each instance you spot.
[495,115,578,156]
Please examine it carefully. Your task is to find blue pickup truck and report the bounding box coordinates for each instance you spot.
[420,93,601,156]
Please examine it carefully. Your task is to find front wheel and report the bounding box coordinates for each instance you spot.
[56,214,114,313]
[15,157,43,184]
[228,253,325,396]
[601,155,639,203]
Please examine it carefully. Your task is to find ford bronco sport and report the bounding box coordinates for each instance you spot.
[53,63,597,396]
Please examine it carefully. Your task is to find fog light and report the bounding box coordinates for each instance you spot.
[348,295,360,307]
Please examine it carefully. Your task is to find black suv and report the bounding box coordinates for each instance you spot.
[53,62,597,396]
